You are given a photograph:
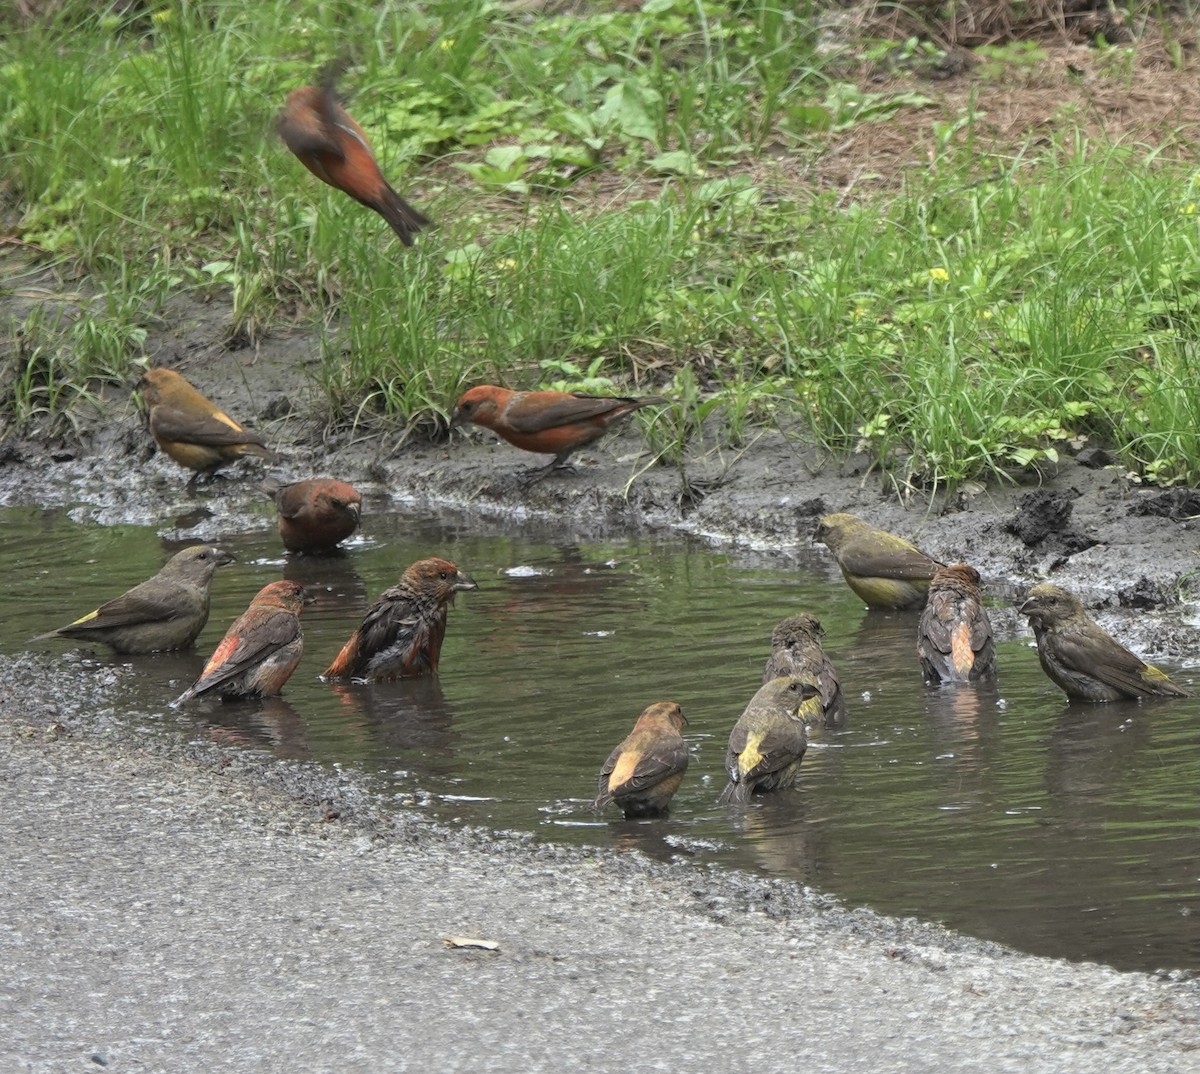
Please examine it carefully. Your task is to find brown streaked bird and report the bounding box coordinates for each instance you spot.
[452,385,667,479]
[1019,582,1189,702]
[718,678,819,805]
[762,614,846,726]
[34,545,234,654]
[176,580,307,704]
[178,580,312,705]
[813,512,943,610]
[593,701,690,818]
[322,557,477,681]
[918,563,998,685]
[278,64,431,245]
[138,368,278,486]
[263,477,363,554]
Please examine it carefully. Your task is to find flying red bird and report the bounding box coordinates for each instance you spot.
[278,65,431,245]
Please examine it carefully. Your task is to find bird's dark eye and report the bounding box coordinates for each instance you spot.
[199,552,209,560]
[439,571,449,580]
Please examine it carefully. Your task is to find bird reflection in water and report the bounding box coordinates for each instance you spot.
[326,676,459,776]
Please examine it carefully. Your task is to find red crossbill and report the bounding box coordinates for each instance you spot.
[813,512,943,610]
[1019,582,1189,701]
[918,563,998,684]
[138,368,278,486]
[278,64,431,245]
[322,557,477,681]
[593,701,689,818]
[176,580,307,703]
[262,477,363,554]
[762,614,846,726]
[35,545,234,653]
[718,678,819,805]
[451,385,667,477]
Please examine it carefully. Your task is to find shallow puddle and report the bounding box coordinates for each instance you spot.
[5,499,1199,974]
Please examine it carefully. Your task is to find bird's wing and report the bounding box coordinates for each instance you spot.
[355,593,437,673]
[150,404,265,448]
[605,741,688,798]
[1052,631,1174,696]
[64,591,187,631]
[189,611,300,696]
[735,723,807,782]
[504,394,640,434]
[839,539,939,580]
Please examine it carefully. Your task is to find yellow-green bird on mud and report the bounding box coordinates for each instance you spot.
[1019,582,1189,701]
[718,677,820,805]
[814,512,943,610]
[762,614,846,726]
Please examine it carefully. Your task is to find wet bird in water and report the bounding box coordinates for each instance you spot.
[1019,582,1189,701]
[138,368,278,487]
[176,580,307,704]
[813,512,942,610]
[594,701,690,818]
[263,477,363,554]
[322,557,477,681]
[762,614,846,726]
[718,678,819,805]
[917,563,997,684]
[452,385,667,481]
[35,545,234,653]
[278,63,431,245]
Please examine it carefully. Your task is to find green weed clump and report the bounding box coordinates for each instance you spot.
[3,0,1200,489]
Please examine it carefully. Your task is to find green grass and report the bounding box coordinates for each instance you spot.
[3,0,1200,488]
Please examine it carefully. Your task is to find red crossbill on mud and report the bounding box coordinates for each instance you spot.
[762,614,846,726]
[35,545,234,653]
[593,701,689,818]
[918,563,998,684]
[277,64,431,245]
[718,678,820,805]
[813,512,943,610]
[262,477,363,554]
[451,385,667,478]
[175,580,307,704]
[1019,582,1189,701]
[138,368,278,486]
[322,557,478,681]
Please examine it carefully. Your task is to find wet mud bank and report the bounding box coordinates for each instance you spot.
[4,655,1200,1072]
[5,358,1200,659]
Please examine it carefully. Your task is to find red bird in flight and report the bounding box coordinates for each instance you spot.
[278,64,431,245]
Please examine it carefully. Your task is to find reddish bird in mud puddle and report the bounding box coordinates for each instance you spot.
[175,580,307,703]
[594,701,690,818]
[451,385,667,480]
[35,545,234,654]
[138,368,278,487]
[917,563,997,685]
[278,64,431,245]
[262,477,363,554]
[322,557,478,681]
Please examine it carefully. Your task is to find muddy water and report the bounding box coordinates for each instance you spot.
[5,501,1199,974]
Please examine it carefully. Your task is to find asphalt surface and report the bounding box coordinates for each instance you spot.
[3,707,1199,1074]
